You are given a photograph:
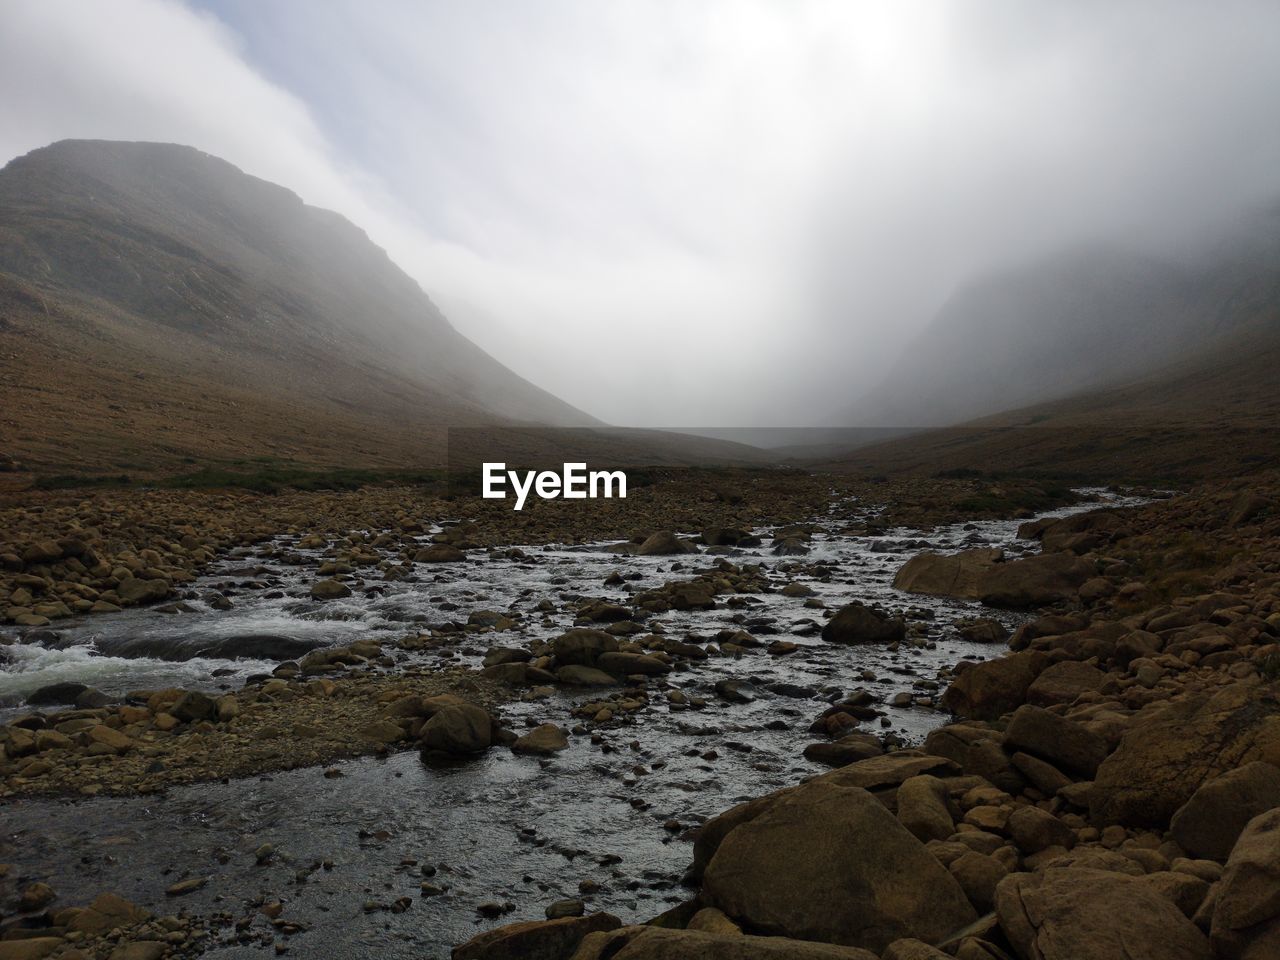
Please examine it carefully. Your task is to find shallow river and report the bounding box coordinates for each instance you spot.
[0,490,1143,957]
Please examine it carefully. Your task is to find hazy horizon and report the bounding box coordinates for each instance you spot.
[4,0,1280,427]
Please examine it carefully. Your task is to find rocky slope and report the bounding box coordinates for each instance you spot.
[0,139,596,474]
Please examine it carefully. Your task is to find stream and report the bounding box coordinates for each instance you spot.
[0,489,1145,958]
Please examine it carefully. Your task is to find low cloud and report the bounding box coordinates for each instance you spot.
[4,0,1279,425]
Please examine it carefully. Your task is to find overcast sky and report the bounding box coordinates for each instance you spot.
[3,0,1279,425]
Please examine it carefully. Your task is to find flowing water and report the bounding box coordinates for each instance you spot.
[0,489,1145,957]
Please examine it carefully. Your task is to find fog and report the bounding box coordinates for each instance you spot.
[3,0,1279,427]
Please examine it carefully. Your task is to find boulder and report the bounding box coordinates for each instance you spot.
[895,775,955,842]
[893,548,1003,600]
[310,579,351,601]
[117,576,171,605]
[1170,762,1280,861]
[596,651,671,678]
[1004,704,1109,778]
[1007,805,1076,854]
[419,703,493,759]
[1025,660,1108,708]
[552,629,619,666]
[169,690,218,724]
[996,868,1211,960]
[416,544,465,563]
[637,531,697,556]
[701,780,976,952]
[978,553,1095,608]
[556,665,617,687]
[821,602,906,645]
[940,652,1049,721]
[513,724,569,755]
[451,912,620,960]
[1091,682,1280,828]
[1211,807,1280,959]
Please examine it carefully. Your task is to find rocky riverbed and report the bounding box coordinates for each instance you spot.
[1,470,1277,960]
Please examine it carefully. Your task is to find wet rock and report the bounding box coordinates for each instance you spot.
[552,629,619,666]
[714,680,757,704]
[637,531,698,556]
[893,548,1003,600]
[17,881,56,911]
[416,544,466,563]
[27,681,89,706]
[802,733,884,768]
[996,868,1211,960]
[310,579,351,601]
[1170,762,1280,861]
[556,665,617,687]
[702,779,975,951]
[419,703,494,759]
[451,911,621,960]
[1211,807,1280,958]
[596,651,671,678]
[821,602,906,645]
[956,618,1009,645]
[513,723,568,755]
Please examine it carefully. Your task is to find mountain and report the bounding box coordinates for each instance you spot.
[0,139,598,475]
[848,203,1280,429]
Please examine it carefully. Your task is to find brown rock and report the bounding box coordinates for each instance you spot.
[1026,660,1108,708]
[701,780,976,952]
[996,868,1211,960]
[1211,807,1280,959]
[1170,761,1280,861]
[1004,705,1108,778]
[1091,682,1280,828]
[940,652,1049,721]
[821,602,906,645]
[451,911,620,960]
[978,553,1095,608]
[893,549,1004,600]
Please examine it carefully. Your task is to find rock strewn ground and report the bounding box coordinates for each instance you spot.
[453,470,1280,960]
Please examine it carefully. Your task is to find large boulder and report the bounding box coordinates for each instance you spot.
[596,651,671,678]
[1211,807,1280,959]
[1091,682,1280,828]
[996,868,1211,960]
[1004,704,1109,778]
[1170,761,1280,860]
[552,629,619,666]
[452,912,619,960]
[940,651,1049,721]
[1026,660,1108,708]
[118,576,172,605]
[637,531,698,556]
[821,602,906,645]
[419,703,493,759]
[892,548,1003,600]
[701,780,976,952]
[977,553,1095,608]
[572,926,878,959]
